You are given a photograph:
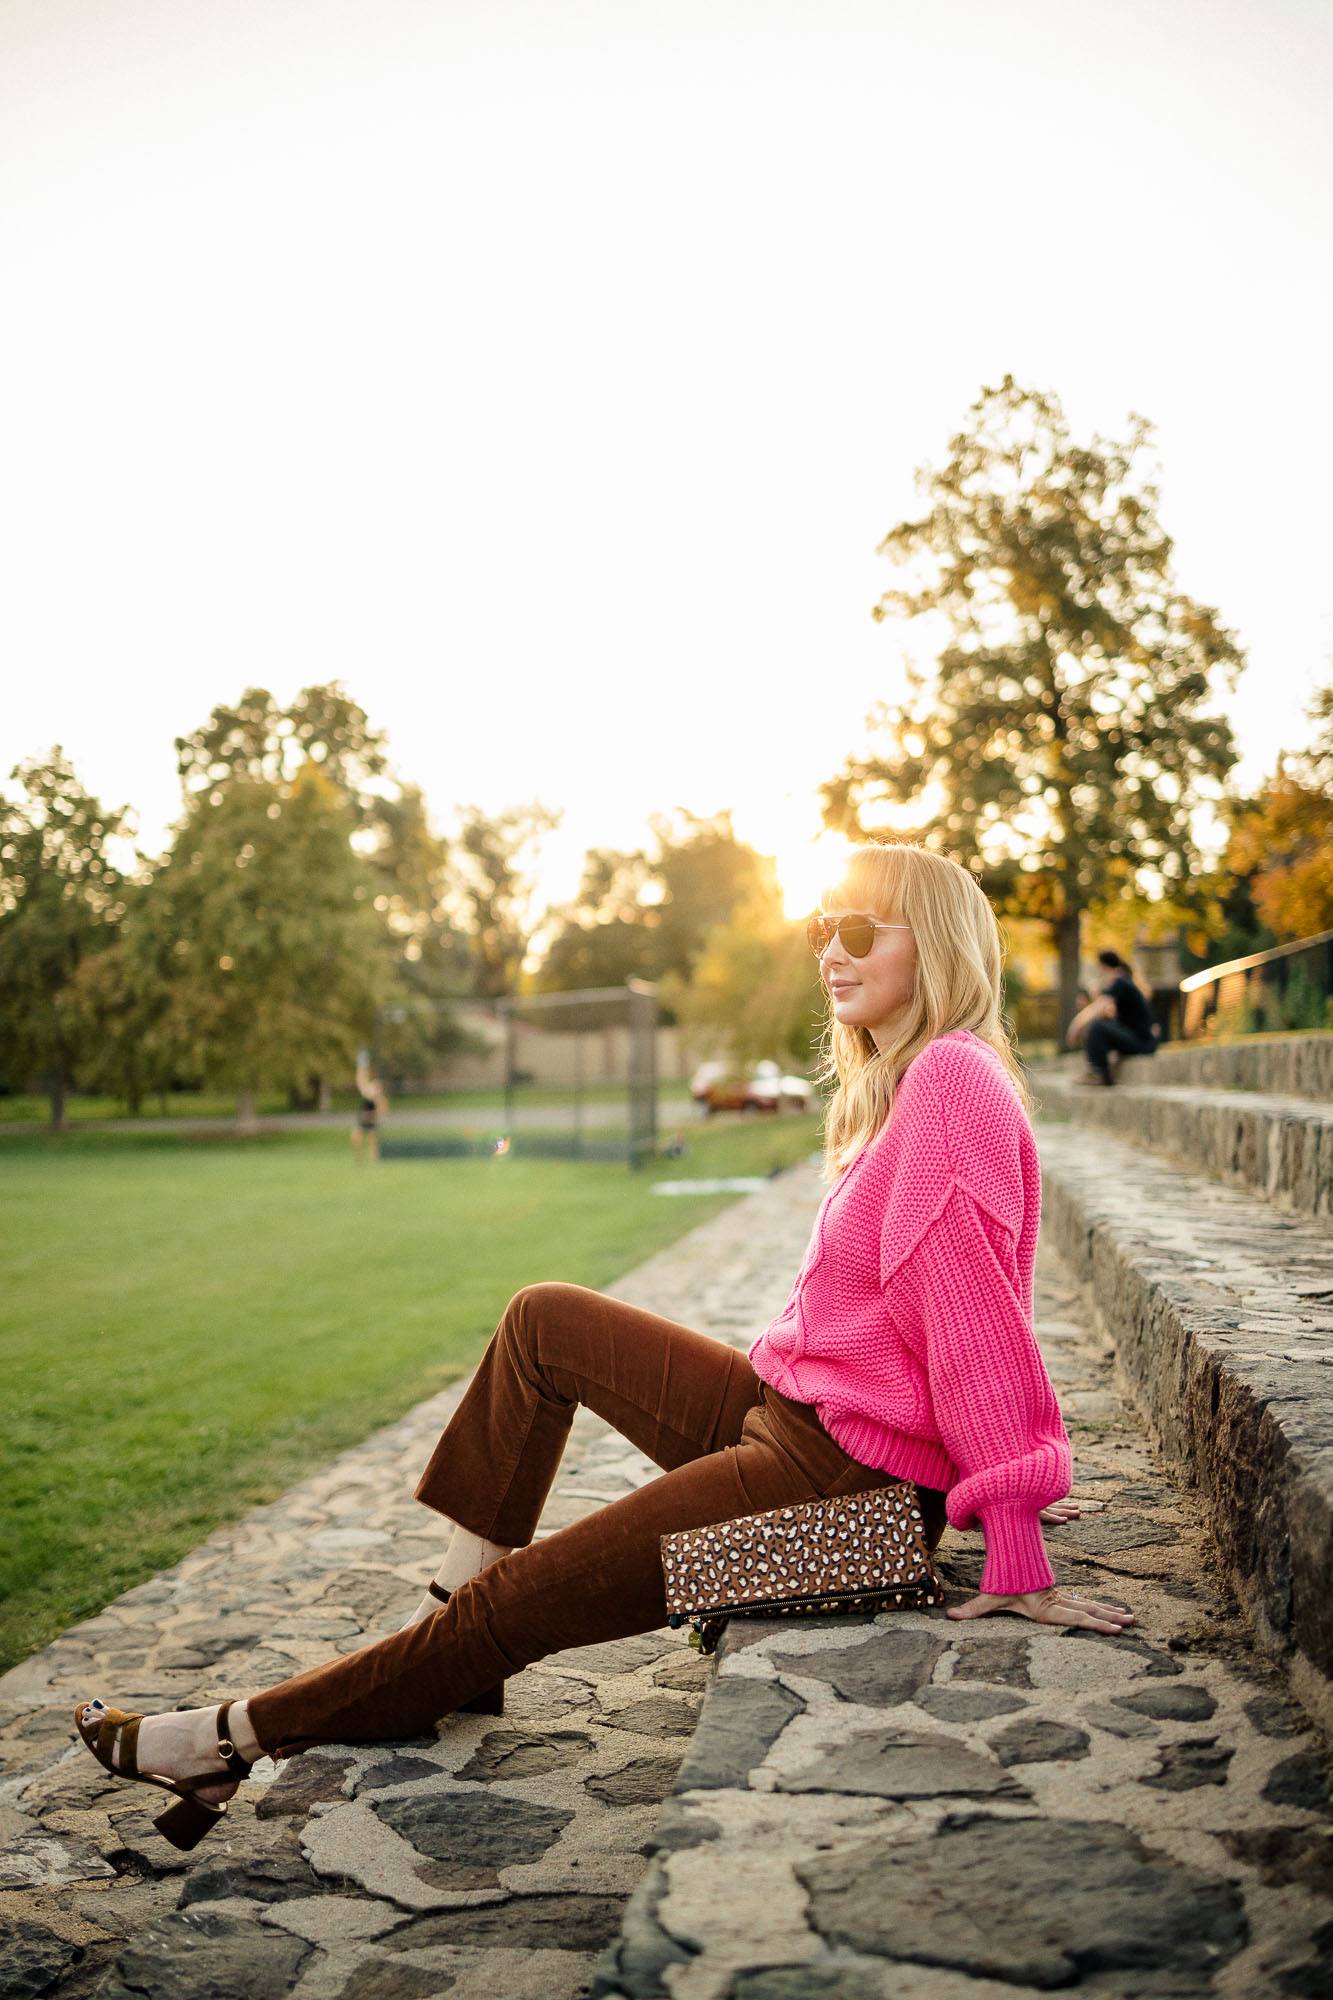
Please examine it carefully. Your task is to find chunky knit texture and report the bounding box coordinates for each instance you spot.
[749,1029,1070,1594]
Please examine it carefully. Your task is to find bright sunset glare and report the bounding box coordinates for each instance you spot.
[2,1,1331,913]
[771,832,856,920]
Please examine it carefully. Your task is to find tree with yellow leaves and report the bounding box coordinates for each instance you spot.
[1227,682,1333,940]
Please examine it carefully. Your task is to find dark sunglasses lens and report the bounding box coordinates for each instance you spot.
[809,915,878,957]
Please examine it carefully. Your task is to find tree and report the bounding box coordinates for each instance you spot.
[651,812,775,983]
[364,782,478,1085]
[1224,682,1333,941]
[176,684,473,1082]
[453,803,561,998]
[72,881,183,1113]
[536,846,658,991]
[821,379,1243,1033]
[174,683,389,803]
[664,877,822,1072]
[177,683,461,935]
[104,769,391,1126]
[0,751,126,1126]
[536,812,773,993]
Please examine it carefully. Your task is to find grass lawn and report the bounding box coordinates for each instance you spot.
[0,1088,299,1123]
[0,1111,821,1671]
[0,1079,696,1123]
[382,1080,695,1114]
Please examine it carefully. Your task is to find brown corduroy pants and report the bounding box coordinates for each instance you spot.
[247,1281,946,1756]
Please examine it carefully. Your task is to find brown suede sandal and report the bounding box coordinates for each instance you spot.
[74,1699,254,1852]
[427,1581,505,1714]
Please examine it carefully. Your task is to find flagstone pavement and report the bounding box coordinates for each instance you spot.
[1,1156,1330,2000]
[0,1170,820,1999]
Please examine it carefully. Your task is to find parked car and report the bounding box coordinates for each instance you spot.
[689,1059,814,1116]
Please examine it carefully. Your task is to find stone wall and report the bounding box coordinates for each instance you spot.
[1038,1126,1333,1732]
[1119,1030,1333,1101]
[1037,1069,1333,1222]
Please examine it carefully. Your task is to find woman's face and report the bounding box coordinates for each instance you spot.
[817,899,919,1048]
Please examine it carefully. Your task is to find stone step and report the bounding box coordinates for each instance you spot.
[592,1213,1333,2000]
[1037,1063,1333,1224]
[1037,1120,1333,1721]
[1099,1030,1333,1101]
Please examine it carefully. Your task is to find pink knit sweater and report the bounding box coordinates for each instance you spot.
[749,1029,1070,1595]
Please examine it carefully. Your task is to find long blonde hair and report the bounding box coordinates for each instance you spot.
[818,842,1030,1178]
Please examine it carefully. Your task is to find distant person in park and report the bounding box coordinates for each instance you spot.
[1066,949,1159,1085]
[75,841,1131,1850]
[351,1056,386,1163]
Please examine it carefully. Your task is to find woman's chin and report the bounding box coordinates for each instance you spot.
[831,1000,868,1030]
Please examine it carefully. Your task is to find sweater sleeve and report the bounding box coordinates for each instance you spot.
[895,1185,1071,1595]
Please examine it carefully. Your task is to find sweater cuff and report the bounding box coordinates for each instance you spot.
[977,1500,1054,1596]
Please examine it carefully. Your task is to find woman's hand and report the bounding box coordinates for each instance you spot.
[946,1586,1134,1634]
[1037,1497,1107,1524]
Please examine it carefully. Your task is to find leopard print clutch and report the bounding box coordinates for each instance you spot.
[660,1484,944,1654]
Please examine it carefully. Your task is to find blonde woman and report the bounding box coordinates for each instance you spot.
[75,841,1131,1849]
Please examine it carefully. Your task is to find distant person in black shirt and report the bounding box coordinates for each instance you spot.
[352,1054,387,1163]
[1066,950,1158,1084]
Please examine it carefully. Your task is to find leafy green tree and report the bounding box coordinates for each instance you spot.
[0,752,126,1125]
[177,683,458,931]
[72,881,183,1112]
[651,812,774,983]
[174,683,389,802]
[822,379,1244,1033]
[176,685,473,1081]
[109,769,390,1126]
[363,782,478,1085]
[536,847,658,991]
[454,803,561,998]
[536,812,773,993]
[664,877,822,1072]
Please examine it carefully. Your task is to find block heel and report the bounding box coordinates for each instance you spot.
[153,1792,227,1851]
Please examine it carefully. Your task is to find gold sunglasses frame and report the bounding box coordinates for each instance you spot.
[807,913,912,958]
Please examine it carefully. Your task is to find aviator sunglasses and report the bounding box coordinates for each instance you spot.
[806,912,912,958]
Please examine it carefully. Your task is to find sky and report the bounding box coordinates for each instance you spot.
[2,0,1331,920]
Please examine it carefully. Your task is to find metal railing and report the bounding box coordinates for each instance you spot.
[1179,930,1333,1039]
